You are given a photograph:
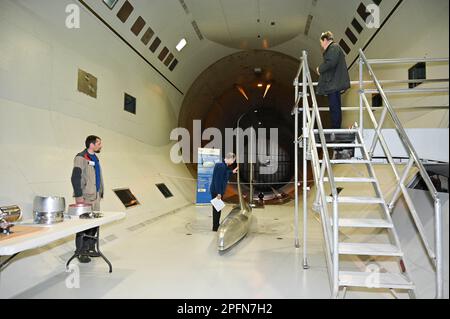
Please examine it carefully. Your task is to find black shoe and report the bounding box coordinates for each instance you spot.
[78,255,91,263]
[87,250,101,258]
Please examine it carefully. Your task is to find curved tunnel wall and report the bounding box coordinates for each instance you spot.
[0,0,195,298]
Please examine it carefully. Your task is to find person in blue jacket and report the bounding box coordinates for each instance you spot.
[210,152,238,231]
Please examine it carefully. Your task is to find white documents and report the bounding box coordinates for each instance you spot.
[210,198,225,211]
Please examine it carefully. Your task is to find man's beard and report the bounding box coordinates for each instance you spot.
[95,149,101,154]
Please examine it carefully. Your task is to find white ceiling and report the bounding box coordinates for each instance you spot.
[185,0,313,49]
[77,0,402,103]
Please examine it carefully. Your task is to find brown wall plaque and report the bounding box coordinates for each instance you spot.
[77,69,98,99]
[150,37,161,53]
[131,16,146,36]
[169,59,178,71]
[158,47,169,61]
[117,1,134,23]
[141,27,154,45]
[164,53,174,66]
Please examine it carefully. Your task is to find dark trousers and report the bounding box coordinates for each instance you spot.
[328,91,342,129]
[75,227,99,254]
[211,193,221,231]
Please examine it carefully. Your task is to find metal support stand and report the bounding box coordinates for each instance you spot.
[66,227,112,273]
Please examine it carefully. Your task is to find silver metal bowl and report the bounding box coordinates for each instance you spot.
[33,211,64,225]
[33,196,66,214]
[67,203,93,217]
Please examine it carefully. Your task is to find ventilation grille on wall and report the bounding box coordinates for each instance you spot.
[156,183,174,198]
[338,0,385,56]
[124,93,136,114]
[114,0,180,71]
[372,93,383,107]
[191,21,204,40]
[304,15,313,36]
[114,188,140,208]
[408,62,426,89]
[178,0,190,14]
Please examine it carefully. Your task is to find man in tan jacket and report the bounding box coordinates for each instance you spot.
[71,135,104,263]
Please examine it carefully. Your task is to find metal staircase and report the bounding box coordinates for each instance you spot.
[292,50,448,299]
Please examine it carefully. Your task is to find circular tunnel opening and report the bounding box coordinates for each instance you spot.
[179,50,319,201]
[238,107,294,193]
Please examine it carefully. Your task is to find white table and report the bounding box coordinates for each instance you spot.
[0,211,125,272]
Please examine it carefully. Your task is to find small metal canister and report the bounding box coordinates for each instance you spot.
[0,205,22,223]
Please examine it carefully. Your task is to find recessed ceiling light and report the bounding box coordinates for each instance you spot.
[263,84,272,98]
[176,38,187,51]
[235,85,249,101]
[257,83,264,87]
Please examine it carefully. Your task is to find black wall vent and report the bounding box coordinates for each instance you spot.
[169,59,179,71]
[114,188,140,208]
[156,183,174,198]
[150,37,162,53]
[191,21,204,40]
[304,15,313,36]
[372,93,383,107]
[178,0,190,14]
[339,39,351,55]
[351,18,363,34]
[357,3,371,22]
[345,27,358,45]
[124,93,136,114]
[408,62,426,89]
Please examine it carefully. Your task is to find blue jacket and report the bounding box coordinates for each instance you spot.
[210,162,232,196]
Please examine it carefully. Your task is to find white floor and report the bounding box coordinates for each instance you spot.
[13,202,414,299]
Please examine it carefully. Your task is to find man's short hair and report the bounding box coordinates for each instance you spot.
[85,135,101,149]
[225,152,236,160]
[320,31,334,41]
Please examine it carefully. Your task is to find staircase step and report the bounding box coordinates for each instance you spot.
[332,218,393,229]
[319,159,371,164]
[313,129,358,133]
[339,271,414,290]
[326,196,384,204]
[317,144,363,148]
[339,243,403,256]
[324,177,376,183]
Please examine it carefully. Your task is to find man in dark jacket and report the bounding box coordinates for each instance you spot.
[316,31,351,131]
[209,152,238,231]
[71,135,104,263]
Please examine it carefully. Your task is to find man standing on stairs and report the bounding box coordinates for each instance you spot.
[71,135,104,263]
[316,31,351,134]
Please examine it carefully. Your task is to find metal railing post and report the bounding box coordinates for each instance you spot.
[302,53,309,268]
[294,62,300,249]
[332,197,339,298]
[359,49,446,299]
[359,56,364,138]
[388,158,414,210]
[435,199,443,299]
